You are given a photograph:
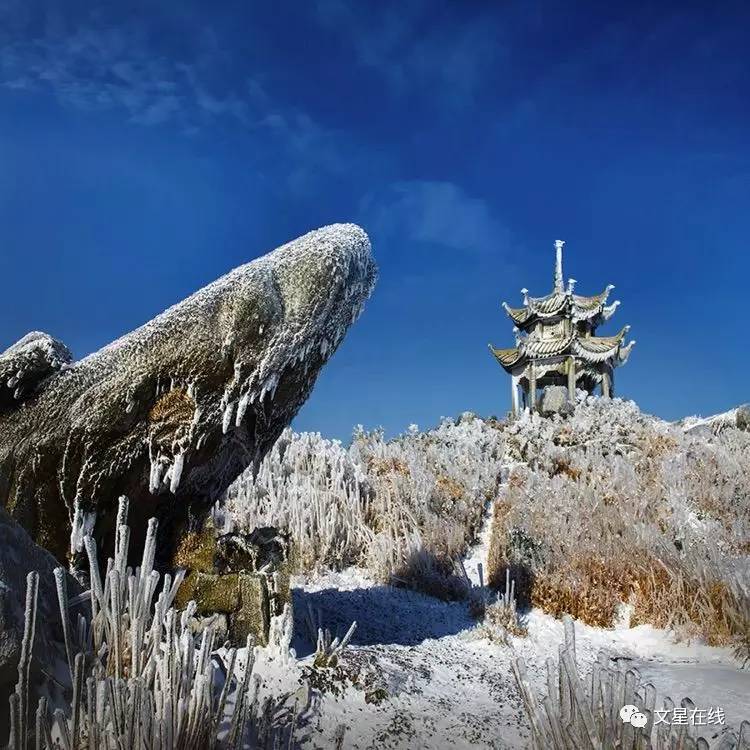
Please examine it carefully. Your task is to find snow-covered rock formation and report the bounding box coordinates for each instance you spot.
[680,403,750,434]
[0,331,72,411]
[0,223,376,567]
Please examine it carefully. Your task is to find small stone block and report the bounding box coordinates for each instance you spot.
[193,572,240,614]
[231,573,270,646]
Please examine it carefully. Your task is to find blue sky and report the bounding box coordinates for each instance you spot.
[1,1,749,440]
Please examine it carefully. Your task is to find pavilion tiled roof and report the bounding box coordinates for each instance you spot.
[489,240,634,376]
[503,286,616,327]
[489,326,634,374]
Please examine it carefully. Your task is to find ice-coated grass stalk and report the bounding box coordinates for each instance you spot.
[11,495,301,749]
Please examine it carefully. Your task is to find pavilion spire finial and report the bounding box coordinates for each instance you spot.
[554,240,565,293]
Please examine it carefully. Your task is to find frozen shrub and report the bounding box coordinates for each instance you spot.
[302,602,357,669]
[476,569,527,644]
[391,544,471,602]
[489,398,750,647]
[226,418,505,593]
[9,496,306,749]
[224,430,373,572]
[227,396,748,643]
[514,615,750,749]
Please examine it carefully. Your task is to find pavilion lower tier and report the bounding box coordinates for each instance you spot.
[509,354,614,416]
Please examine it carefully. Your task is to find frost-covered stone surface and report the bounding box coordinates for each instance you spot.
[539,384,572,416]
[0,331,72,412]
[0,223,376,564]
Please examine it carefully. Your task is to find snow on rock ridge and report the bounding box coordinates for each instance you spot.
[0,223,376,566]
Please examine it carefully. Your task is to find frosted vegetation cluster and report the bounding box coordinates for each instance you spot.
[8,497,303,750]
[228,397,749,652]
[7,398,749,747]
[225,415,506,598]
[489,396,750,652]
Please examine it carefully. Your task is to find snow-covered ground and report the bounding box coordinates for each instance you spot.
[679,405,746,433]
[284,571,748,748]
[287,567,529,749]
[277,505,749,749]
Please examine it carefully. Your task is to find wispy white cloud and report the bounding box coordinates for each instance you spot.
[0,16,246,129]
[360,180,510,255]
[313,0,499,105]
[0,6,368,190]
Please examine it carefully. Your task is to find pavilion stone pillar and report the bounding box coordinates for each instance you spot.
[511,374,520,417]
[567,356,576,402]
[529,362,537,411]
[602,369,611,398]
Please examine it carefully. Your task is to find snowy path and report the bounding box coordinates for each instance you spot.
[283,471,529,748]
[462,463,514,588]
[462,497,496,589]
[290,568,529,749]
[287,570,749,749]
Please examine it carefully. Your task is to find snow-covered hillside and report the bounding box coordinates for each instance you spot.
[220,396,750,748]
[7,397,747,748]
[679,404,750,435]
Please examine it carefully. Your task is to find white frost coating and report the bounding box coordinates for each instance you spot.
[236,392,250,426]
[225,416,506,577]
[149,456,164,493]
[222,401,235,434]
[681,405,746,434]
[259,371,279,403]
[77,224,375,378]
[0,331,72,401]
[109,224,376,477]
[68,501,96,556]
[169,451,185,493]
[2,225,376,548]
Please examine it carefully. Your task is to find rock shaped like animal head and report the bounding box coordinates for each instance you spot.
[0,224,376,566]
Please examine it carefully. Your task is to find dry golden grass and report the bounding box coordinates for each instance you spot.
[488,403,749,650]
[530,558,629,628]
[490,519,744,643]
[434,475,466,503]
[549,456,581,481]
[148,387,195,424]
[484,599,527,637]
[628,562,736,646]
[366,456,410,478]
